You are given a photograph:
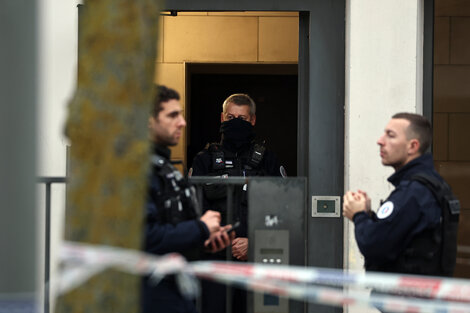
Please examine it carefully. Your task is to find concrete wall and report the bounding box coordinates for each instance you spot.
[37,0,80,310]
[344,1,424,311]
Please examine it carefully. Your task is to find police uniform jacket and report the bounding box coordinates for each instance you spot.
[191,140,282,239]
[142,144,209,313]
[353,153,444,274]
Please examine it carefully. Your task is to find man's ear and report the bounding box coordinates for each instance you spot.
[408,138,420,155]
[250,114,256,126]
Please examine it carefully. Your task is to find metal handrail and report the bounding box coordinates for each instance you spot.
[36,175,248,313]
[189,176,249,313]
[37,176,66,313]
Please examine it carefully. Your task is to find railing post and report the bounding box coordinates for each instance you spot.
[44,182,51,313]
[37,177,66,313]
[225,184,234,313]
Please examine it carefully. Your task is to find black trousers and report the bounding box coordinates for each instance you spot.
[201,280,246,313]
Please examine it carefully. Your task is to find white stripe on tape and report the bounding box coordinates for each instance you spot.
[57,241,470,313]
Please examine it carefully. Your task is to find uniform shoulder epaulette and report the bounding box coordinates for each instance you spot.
[151,154,167,169]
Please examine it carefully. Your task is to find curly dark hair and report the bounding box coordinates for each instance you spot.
[152,85,180,116]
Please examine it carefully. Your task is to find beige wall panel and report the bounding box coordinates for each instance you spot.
[163,16,258,62]
[170,139,185,161]
[434,17,450,65]
[169,131,185,160]
[436,0,470,17]
[161,12,208,16]
[433,113,449,161]
[436,161,470,209]
[450,17,470,64]
[207,11,298,17]
[434,65,470,112]
[154,62,185,103]
[156,17,164,63]
[448,114,470,161]
[154,62,186,160]
[177,12,208,16]
[259,17,299,62]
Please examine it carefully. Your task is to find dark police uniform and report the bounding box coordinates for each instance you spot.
[142,144,209,313]
[190,140,284,313]
[191,141,283,237]
[353,153,458,276]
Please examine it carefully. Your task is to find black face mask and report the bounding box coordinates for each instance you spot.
[220,118,255,151]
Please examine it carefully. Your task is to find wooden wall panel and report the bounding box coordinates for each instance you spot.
[434,17,450,65]
[450,17,470,64]
[433,113,448,161]
[434,66,470,112]
[163,16,258,62]
[259,17,299,62]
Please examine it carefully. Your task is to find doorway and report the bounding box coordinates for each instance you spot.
[186,63,298,175]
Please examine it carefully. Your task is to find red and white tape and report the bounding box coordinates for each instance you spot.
[55,241,470,313]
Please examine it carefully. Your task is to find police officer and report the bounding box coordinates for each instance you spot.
[343,113,458,277]
[143,85,232,313]
[190,93,285,313]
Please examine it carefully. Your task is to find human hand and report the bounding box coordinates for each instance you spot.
[232,237,248,260]
[357,189,371,214]
[342,191,367,221]
[200,210,221,234]
[204,225,234,253]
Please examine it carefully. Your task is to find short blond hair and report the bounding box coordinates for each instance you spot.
[222,94,256,116]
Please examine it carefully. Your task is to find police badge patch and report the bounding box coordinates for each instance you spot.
[377,201,394,219]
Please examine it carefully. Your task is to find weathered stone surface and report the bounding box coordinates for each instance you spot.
[56,0,161,312]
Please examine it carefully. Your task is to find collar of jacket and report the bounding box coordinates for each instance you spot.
[387,153,435,187]
[153,143,171,160]
[220,138,252,154]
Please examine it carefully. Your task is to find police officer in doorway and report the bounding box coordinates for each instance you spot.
[190,93,286,313]
[343,113,459,278]
[142,85,233,313]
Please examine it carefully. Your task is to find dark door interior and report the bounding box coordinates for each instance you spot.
[186,63,298,175]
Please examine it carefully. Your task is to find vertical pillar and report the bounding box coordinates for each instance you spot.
[55,1,161,312]
[0,0,38,312]
[345,1,424,312]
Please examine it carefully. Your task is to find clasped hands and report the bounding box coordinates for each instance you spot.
[342,189,371,221]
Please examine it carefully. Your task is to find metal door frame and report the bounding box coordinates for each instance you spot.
[163,1,345,312]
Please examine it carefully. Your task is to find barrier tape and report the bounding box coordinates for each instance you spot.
[58,241,188,295]
[192,262,470,313]
[52,241,470,313]
[192,261,470,302]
